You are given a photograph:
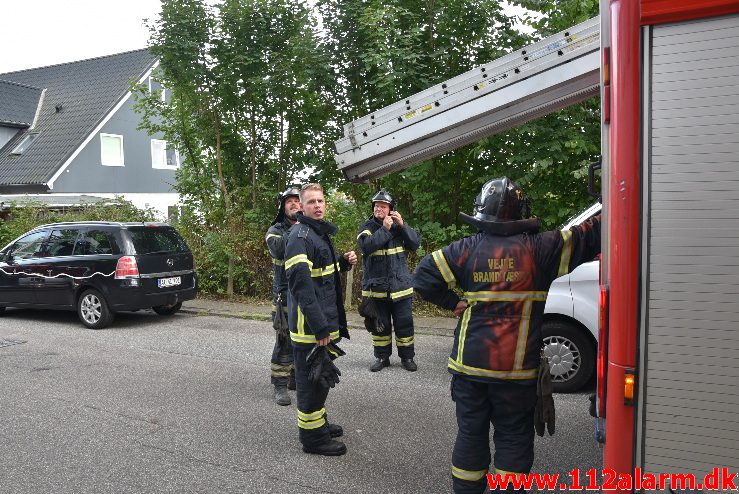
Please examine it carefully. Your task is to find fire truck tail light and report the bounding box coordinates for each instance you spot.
[597,284,609,417]
[624,369,636,405]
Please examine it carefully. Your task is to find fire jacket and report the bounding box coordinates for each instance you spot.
[357,217,421,301]
[414,214,601,382]
[265,219,293,307]
[285,213,352,347]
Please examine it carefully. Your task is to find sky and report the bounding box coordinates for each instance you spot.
[0,0,162,74]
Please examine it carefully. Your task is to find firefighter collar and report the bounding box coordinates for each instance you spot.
[458,212,541,237]
[296,212,338,236]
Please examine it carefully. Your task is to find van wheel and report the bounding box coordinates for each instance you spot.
[153,302,182,316]
[78,289,115,329]
[542,320,595,393]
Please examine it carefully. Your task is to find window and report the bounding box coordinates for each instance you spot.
[46,229,81,257]
[151,139,179,169]
[127,226,188,254]
[76,230,119,255]
[100,133,124,166]
[9,231,49,262]
[10,133,39,155]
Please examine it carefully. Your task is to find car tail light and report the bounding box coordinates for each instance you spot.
[115,256,140,279]
[597,283,609,417]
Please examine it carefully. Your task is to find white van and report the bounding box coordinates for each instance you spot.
[542,202,601,392]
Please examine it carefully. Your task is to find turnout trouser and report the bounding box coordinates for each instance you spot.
[450,375,537,494]
[270,308,293,386]
[293,345,334,447]
[371,297,415,359]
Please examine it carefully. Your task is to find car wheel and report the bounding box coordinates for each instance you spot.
[542,320,595,393]
[77,289,115,329]
[152,302,182,316]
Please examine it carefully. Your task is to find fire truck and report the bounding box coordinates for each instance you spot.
[334,0,739,487]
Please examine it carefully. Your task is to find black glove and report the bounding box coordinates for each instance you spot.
[358,297,385,334]
[272,294,289,344]
[306,345,342,389]
[326,341,346,359]
[535,351,556,436]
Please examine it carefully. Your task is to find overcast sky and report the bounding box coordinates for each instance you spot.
[0,0,161,74]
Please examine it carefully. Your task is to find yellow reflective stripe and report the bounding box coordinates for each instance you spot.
[357,229,372,239]
[285,254,313,270]
[463,291,547,302]
[266,233,282,240]
[369,246,405,257]
[272,258,285,266]
[452,465,488,481]
[290,330,340,344]
[311,262,340,278]
[447,358,538,380]
[297,408,326,421]
[432,250,456,287]
[372,335,392,345]
[327,346,340,358]
[362,290,387,298]
[495,468,525,476]
[456,304,472,362]
[513,300,533,370]
[390,287,413,299]
[297,307,305,336]
[298,417,326,429]
[558,230,573,277]
[395,335,414,347]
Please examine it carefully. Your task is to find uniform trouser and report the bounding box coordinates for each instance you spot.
[450,375,537,494]
[371,297,415,360]
[270,309,294,386]
[293,345,334,447]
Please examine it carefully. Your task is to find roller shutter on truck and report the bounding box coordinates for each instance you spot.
[638,13,739,479]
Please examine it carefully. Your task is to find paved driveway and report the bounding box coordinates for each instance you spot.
[0,309,600,493]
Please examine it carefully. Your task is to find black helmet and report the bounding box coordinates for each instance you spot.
[371,189,395,211]
[271,185,301,225]
[471,177,531,222]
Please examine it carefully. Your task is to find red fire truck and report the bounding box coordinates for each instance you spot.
[334,0,739,487]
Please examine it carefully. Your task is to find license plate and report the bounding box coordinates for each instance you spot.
[157,276,181,288]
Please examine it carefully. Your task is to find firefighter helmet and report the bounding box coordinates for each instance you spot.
[371,189,396,211]
[471,177,531,222]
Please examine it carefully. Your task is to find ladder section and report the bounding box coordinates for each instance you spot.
[334,16,600,182]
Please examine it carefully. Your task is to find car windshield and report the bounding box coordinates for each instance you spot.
[128,226,188,255]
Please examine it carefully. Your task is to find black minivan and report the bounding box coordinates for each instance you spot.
[0,222,197,329]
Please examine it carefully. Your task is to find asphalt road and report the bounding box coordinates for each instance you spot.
[0,308,601,493]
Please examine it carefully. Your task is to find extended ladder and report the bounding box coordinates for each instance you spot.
[334,16,600,182]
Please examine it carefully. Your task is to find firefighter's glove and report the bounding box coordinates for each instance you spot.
[272,294,289,342]
[358,297,385,334]
[326,342,346,360]
[535,352,556,436]
[306,346,342,390]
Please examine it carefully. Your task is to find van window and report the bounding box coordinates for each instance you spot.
[77,230,119,255]
[127,226,187,254]
[10,231,49,261]
[47,229,81,257]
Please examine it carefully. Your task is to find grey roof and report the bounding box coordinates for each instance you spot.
[0,49,157,187]
[0,79,43,127]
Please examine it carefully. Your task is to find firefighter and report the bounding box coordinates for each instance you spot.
[285,183,358,456]
[265,186,302,406]
[357,190,421,372]
[414,177,601,493]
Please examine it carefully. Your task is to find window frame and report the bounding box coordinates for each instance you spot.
[100,133,125,167]
[10,133,39,155]
[150,139,180,170]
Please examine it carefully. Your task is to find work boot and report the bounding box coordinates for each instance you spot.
[328,423,343,438]
[401,358,418,372]
[370,357,390,372]
[287,369,296,390]
[273,385,290,406]
[302,439,347,456]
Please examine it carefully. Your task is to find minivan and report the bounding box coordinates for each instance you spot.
[0,222,197,329]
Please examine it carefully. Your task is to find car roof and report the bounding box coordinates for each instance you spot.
[33,221,172,229]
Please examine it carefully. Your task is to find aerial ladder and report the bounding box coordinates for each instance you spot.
[333,16,600,182]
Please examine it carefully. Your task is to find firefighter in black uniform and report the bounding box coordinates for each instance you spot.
[285,183,357,456]
[414,177,601,493]
[357,190,421,372]
[265,186,302,406]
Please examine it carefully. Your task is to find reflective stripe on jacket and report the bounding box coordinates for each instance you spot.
[357,217,420,301]
[414,214,601,382]
[285,214,352,347]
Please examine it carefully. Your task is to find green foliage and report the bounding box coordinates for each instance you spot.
[0,198,157,248]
